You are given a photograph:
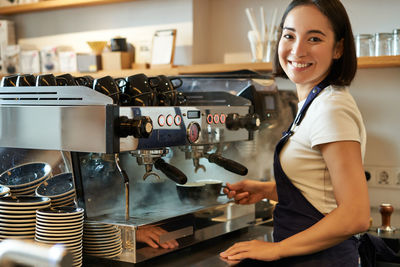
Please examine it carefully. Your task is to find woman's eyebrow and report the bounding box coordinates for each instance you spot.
[283,27,326,36]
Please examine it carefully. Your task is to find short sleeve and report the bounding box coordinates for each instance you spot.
[309,95,363,148]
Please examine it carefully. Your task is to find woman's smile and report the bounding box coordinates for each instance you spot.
[288,60,313,70]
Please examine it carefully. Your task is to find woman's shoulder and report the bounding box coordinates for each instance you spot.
[309,85,361,120]
[315,85,356,107]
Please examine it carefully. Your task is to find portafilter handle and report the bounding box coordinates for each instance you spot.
[154,158,188,185]
[206,153,248,176]
[226,113,260,131]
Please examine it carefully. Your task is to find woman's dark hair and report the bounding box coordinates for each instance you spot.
[272,0,357,86]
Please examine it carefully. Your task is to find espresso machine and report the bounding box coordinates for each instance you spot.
[0,72,295,264]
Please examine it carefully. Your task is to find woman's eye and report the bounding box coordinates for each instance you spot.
[309,37,322,42]
[283,34,294,40]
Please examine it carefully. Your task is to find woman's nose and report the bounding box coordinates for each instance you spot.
[291,40,307,57]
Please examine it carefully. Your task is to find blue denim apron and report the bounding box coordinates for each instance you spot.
[272,81,359,266]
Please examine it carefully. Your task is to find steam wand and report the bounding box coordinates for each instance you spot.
[115,154,130,221]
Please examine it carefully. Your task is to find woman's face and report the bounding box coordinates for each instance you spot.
[278,5,343,91]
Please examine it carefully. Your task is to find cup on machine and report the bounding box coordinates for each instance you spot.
[36,74,57,86]
[16,74,36,86]
[93,75,120,104]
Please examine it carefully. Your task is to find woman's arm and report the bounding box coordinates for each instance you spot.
[277,140,370,257]
[221,140,370,261]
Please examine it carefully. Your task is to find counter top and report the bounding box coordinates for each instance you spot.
[84,224,274,267]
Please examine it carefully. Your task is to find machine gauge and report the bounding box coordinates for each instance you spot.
[187,122,201,143]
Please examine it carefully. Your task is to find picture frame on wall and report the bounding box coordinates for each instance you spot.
[150,29,177,68]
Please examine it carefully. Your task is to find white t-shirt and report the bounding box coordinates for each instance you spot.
[279,85,366,214]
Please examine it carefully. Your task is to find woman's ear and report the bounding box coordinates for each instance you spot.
[333,39,344,59]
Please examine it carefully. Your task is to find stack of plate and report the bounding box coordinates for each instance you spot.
[35,207,84,267]
[35,173,76,207]
[0,162,52,196]
[83,222,122,259]
[0,185,10,197]
[0,196,51,241]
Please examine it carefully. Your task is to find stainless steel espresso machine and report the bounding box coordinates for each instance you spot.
[0,71,295,264]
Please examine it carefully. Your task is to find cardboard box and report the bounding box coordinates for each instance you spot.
[101,51,132,70]
[77,53,101,72]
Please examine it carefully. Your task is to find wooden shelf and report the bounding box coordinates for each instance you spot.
[0,0,136,15]
[2,55,399,79]
[357,55,400,69]
[75,56,400,78]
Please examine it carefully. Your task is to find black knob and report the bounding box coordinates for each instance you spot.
[226,113,261,131]
[117,116,153,138]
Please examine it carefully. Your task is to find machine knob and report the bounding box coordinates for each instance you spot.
[117,116,153,138]
[226,113,261,131]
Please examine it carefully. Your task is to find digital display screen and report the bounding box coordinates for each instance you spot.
[187,110,201,119]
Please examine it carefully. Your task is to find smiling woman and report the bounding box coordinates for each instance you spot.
[220,0,370,266]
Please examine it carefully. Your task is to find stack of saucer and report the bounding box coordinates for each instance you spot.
[83,222,122,259]
[0,185,10,198]
[35,207,84,267]
[0,162,52,196]
[0,196,51,241]
[35,173,76,207]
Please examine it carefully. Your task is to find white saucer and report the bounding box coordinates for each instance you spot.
[35,234,82,242]
[35,238,82,247]
[0,204,50,210]
[36,207,84,216]
[36,220,82,228]
[0,196,51,206]
[36,229,83,237]
[36,213,83,221]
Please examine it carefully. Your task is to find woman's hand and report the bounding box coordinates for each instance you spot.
[136,225,179,249]
[220,240,281,262]
[223,180,276,204]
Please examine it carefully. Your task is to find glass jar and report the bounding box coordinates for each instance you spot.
[375,32,393,56]
[355,34,374,57]
[393,29,400,56]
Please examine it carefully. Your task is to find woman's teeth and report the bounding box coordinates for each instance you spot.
[291,62,311,68]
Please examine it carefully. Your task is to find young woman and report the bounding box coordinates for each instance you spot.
[220,0,370,266]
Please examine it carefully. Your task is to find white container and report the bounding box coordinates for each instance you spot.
[20,50,41,74]
[40,46,59,73]
[0,20,16,74]
[59,51,77,72]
